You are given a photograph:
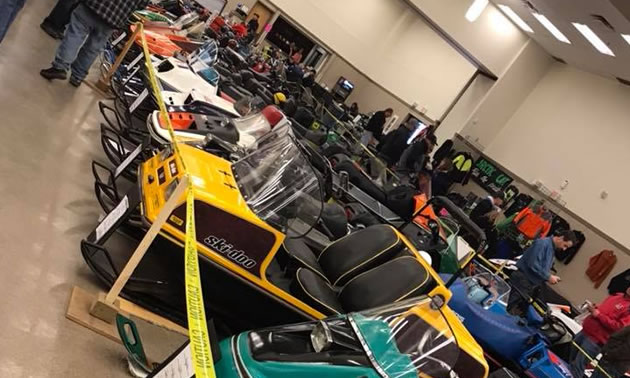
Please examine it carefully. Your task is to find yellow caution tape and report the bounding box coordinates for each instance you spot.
[137,22,215,378]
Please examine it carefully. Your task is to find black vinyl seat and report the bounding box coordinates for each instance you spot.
[334,160,387,204]
[338,256,433,312]
[317,224,403,286]
[284,225,435,316]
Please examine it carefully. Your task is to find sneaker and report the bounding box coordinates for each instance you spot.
[40,67,67,81]
[69,77,82,87]
[40,23,63,40]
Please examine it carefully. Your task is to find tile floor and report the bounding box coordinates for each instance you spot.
[0,1,184,377]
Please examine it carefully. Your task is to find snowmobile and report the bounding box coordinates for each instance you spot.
[81,123,485,334]
[120,297,490,377]
[446,270,575,377]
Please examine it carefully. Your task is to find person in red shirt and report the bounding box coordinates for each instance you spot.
[570,287,630,377]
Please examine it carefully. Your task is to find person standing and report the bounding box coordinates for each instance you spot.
[506,230,576,316]
[377,117,417,167]
[470,193,504,230]
[40,0,79,39]
[40,0,149,87]
[570,288,630,377]
[0,0,27,44]
[397,133,437,174]
[246,13,259,36]
[361,108,393,146]
[291,48,304,64]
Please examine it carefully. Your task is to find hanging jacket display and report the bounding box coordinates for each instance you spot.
[513,205,552,239]
[451,151,473,185]
[548,212,570,236]
[554,230,585,264]
[608,268,630,295]
[586,250,618,288]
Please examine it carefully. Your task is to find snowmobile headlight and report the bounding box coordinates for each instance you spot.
[310,321,333,353]
[164,178,179,201]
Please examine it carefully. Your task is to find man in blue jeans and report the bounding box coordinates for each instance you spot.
[0,0,27,44]
[40,0,148,87]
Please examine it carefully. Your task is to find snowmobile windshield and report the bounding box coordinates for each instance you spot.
[463,271,511,308]
[231,112,272,141]
[350,297,462,378]
[188,40,219,86]
[232,127,324,238]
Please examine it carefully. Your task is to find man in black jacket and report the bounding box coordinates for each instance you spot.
[397,133,437,174]
[361,108,393,146]
[377,118,417,166]
[40,0,149,87]
[470,193,504,230]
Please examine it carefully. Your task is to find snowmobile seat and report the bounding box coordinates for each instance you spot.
[281,238,326,280]
[338,256,434,312]
[291,268,343,315]
[282,97,298,118]
[317,224,403,286]
[334,160,387,204]
[290,255,434,315]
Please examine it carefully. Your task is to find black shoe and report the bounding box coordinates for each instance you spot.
[40,22,63,40]
[69,77,82,87]
[40,67,67,81]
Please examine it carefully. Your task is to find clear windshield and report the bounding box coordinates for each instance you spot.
[232,112,272,141]
[232,127,324,237]
[351,297,461,378]
[463,269,511,308]
[187,40,218,67]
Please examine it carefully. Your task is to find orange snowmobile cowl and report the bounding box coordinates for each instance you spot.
[158,112,195,130]
[132,26,182,57]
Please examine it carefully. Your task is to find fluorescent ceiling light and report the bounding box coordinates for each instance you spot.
[533,13,571,44]
[573,23,614,56]
[622,34,630,45]
[466,0,489,22]
[497,4,534,33]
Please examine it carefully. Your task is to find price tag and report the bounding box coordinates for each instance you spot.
[95,196,129,242]
[114,143,143,178]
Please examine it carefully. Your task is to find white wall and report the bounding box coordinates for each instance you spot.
[318,55,432,124]
[459,40,553,148]
[435,74,494,143]
[265,0,476,120]
[485,63,630,248]
[407,0,529,76]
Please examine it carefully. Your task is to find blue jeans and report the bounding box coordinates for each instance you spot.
[52,4,113,82]
[0,0,27,43]
[570,331,602,377]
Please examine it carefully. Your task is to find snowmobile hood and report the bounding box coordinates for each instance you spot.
[154,57,218,97]
[141,143,254,225]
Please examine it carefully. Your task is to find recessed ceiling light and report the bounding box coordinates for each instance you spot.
[573,23,614,56]
[621,34,630,46]
[532,13,571,44]
[497,4,534,33]
[466,0,489,22]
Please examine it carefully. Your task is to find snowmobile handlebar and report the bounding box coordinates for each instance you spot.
[431,196,486,244]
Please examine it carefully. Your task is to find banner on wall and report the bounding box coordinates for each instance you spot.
[470,156,513,194]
